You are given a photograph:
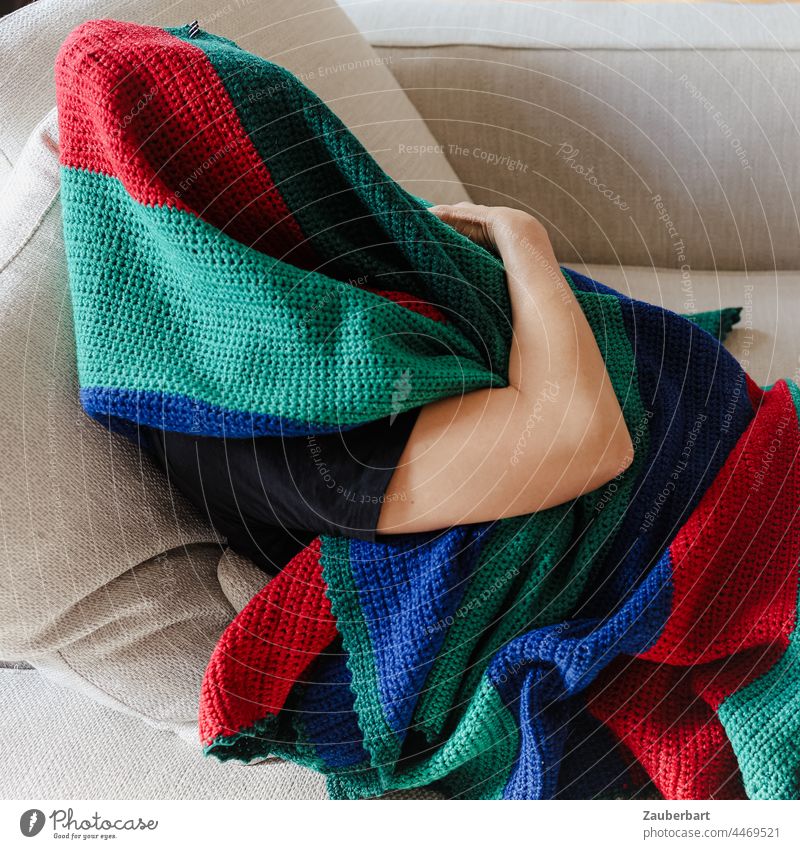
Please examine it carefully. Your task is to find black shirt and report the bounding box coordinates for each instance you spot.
[141,408,420,574]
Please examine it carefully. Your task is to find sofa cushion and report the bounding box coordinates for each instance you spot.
[0,666,328,799]
[0,0,468,203]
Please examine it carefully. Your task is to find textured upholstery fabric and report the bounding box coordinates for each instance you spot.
[340,1,800,270]
[0,0,469,204]
[0,665,444,798]
[29,544,238,745]
[3,0,800,801]
[216,548,272,614]
[0,667,328,800]
[0,146,10,192]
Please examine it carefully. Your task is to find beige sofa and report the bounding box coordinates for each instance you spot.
[2,0,800,799]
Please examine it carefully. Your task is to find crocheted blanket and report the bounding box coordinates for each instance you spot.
[57,21,800,800]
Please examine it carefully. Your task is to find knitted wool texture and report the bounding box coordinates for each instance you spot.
[57,21,800,800]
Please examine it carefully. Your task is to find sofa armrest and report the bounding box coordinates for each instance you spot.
[341,1,800,271]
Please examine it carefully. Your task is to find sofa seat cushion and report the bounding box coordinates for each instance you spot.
[0,666,327,799]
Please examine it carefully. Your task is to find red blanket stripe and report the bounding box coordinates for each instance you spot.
[56,20,316,264]
[587,378,800,798]
[366,289,447,323]
[199,539,337,746]
[588,659,747,799]
[641,378,800,666]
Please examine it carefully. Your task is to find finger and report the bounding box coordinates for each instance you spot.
[430,204,487,224]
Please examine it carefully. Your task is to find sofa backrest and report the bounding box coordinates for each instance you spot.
[341,1,800,271]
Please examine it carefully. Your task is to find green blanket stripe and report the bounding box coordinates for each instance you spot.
[320,538,522,799]
[717,380,800,800]
[61,167,501,426]
[681,307,742,342]
[328,676,520,800]
[170,28,426,296]
[398,677,521,799]
[202,712,331,772]
[170,27,513,377]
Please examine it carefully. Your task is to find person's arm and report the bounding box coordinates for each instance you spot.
[376,203,633,534]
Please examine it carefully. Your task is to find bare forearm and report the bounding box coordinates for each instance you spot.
[376,204,633,535]
[495,212,621,430]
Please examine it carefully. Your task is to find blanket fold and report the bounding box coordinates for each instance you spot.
[57,20,800,800]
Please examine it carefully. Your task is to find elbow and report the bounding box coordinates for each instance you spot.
[582,405,634,490]
[608,425,635,478]
[501,389,634,516]
[509,411,634,515]
[554,379,634,494]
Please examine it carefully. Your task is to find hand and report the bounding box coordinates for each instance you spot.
[429,202,547,256]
